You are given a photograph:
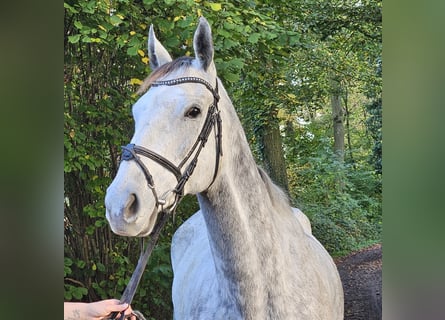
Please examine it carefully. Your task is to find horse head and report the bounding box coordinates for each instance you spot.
[105,17,222,237]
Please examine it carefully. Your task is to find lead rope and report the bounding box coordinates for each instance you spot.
[107,212,170,320]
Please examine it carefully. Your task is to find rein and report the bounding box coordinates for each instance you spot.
[108,77,222,320]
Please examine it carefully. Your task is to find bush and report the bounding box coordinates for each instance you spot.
[287,134,382,256]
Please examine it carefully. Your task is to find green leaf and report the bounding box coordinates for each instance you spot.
[94,220,103,227]
[82,0,96,14]
[217,28,231,38]
[248,33,261,44]
[97,262,106,272]
[74,21,83,30]
[223,22,236,30]
[264,31,278,40]
[64,2,79,13]
[126,45,139,56]
[64,257,73,266]
[208,3,222,11]
[110,15,123,26]
[86,225,95,235]
[76,260,86,269]
[64,290,72,300]
[81,36,92,43]
[68,34,81,44]
[229,58,245,69]
[72,286,88,299]
[223,72,239,83]
[223,38,238,50]
[64,265,72,277]
[288,33,300,46]
[128,36,141,46]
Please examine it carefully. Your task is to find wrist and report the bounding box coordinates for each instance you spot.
[64,302,88,319]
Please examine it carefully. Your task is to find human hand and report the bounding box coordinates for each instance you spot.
[84,299,136,320]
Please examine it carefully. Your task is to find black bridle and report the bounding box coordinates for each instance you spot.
[121,76,222,214]
[108,76,222,320]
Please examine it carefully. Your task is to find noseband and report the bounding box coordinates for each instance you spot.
[120,76,222,215]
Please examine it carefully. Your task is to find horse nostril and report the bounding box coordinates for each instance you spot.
[123,193,139,221]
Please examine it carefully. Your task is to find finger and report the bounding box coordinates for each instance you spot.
[105,311,121,320]
[125,311,138,320]
[109,302,129,313]
[122,313,133,320]
[123,307,133,315]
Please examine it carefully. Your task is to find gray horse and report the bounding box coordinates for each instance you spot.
[105,17,343,320]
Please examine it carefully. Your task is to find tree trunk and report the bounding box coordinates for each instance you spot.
[260,118,289,193]
[343,91,356,168]
[330,77,345,162]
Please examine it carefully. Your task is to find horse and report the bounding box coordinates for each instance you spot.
[105,17,343,320]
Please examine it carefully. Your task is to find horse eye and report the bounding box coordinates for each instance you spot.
[185,106,201,118]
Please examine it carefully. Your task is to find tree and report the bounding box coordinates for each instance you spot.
[330,76,346,161]
[282,0,382,252]
[365,58,382,176]
[292,0,382,161]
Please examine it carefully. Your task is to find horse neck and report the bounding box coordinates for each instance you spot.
[197,91,297,318]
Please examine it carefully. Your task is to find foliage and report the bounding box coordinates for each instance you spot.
[64,0,381,318]
[286,115,382,256]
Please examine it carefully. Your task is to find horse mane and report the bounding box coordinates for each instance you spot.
[257,166,294,215]
[136,56,194,95]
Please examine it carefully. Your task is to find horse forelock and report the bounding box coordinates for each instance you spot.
[136,56,194,95]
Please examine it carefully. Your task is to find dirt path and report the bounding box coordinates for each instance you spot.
[335,243,382,320]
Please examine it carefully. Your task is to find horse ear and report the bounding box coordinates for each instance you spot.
[193,17,214,71]
[148,24,172,70]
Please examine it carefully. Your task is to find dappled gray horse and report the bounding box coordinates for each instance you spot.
[105,17,343,320]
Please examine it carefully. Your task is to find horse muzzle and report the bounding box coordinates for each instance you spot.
[105,180,159,237]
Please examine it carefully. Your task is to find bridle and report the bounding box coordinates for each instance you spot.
[120,76,222,215]
[108,76,222,320]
